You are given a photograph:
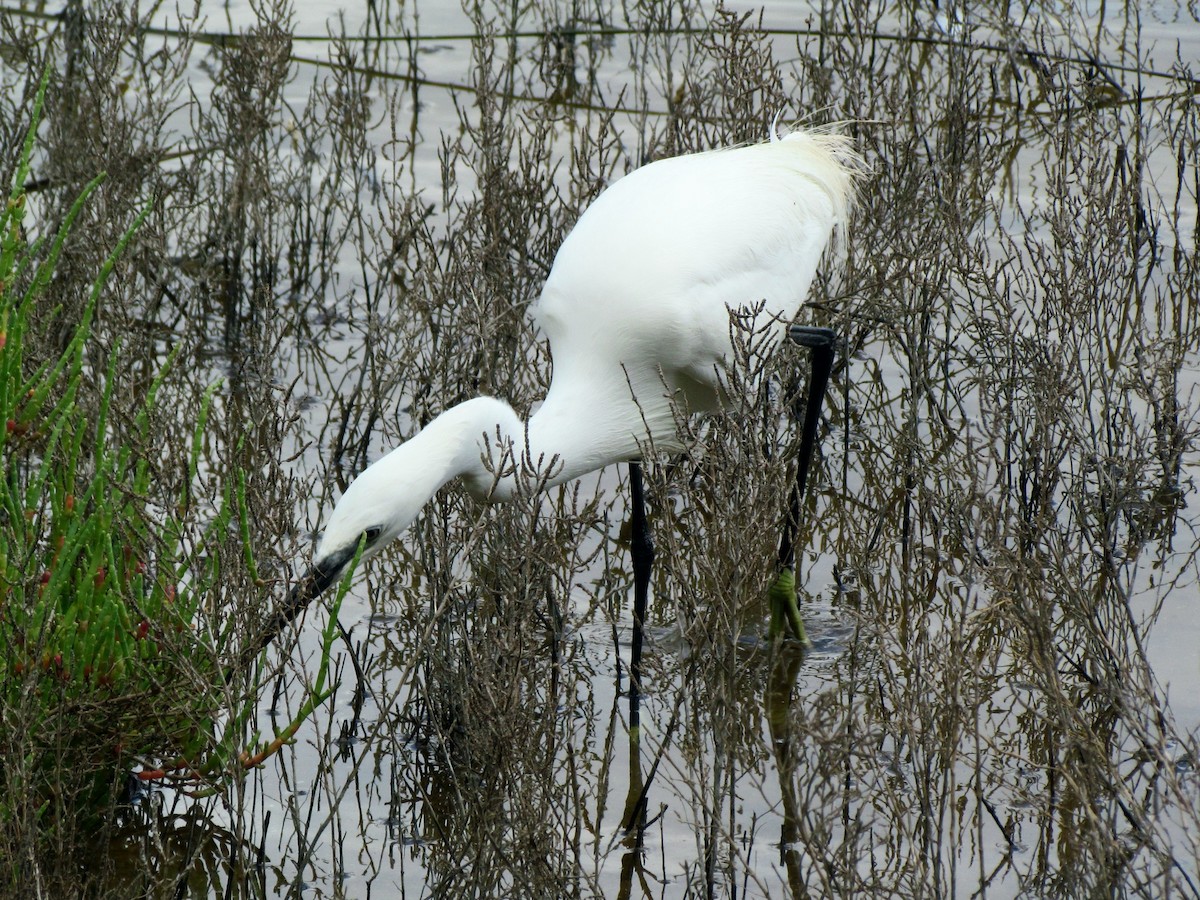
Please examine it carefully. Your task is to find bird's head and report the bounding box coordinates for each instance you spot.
[289,452,429,606]
[285,396,511,613]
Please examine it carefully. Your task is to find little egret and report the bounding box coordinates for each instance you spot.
[270,129,858,655]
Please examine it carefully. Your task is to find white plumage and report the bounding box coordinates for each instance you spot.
[308,130,858,583]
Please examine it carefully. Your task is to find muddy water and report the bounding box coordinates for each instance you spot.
[117,1,1200,896]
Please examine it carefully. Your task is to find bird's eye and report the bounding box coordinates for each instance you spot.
[363,526,383,546]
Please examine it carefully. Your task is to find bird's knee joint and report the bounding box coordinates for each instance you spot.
[788,325,837,350]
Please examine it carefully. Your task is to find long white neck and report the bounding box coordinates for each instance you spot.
[393,396,524,500]
[316,382,675,566]
[315,397,523,560]
[456,384,667,501]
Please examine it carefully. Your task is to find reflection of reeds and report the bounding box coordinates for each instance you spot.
[1,0,1198,895]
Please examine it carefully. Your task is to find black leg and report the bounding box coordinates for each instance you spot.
[770,325,837,643]
[787,325,837,542]
[628,462,654,705]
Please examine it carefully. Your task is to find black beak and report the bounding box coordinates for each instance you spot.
[287,555,347,612]
[242,550,352,671]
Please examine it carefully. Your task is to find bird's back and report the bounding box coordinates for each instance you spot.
[526,131,858,470]
[536,133,855,389]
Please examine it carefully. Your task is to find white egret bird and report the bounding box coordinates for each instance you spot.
[272,129,858,654]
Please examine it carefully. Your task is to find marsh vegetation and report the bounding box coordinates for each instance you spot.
[0,0,1198,896]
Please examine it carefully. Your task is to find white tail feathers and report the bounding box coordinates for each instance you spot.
[770,125,864,250]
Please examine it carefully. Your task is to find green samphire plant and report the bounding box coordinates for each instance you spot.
[0,69,342,883]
